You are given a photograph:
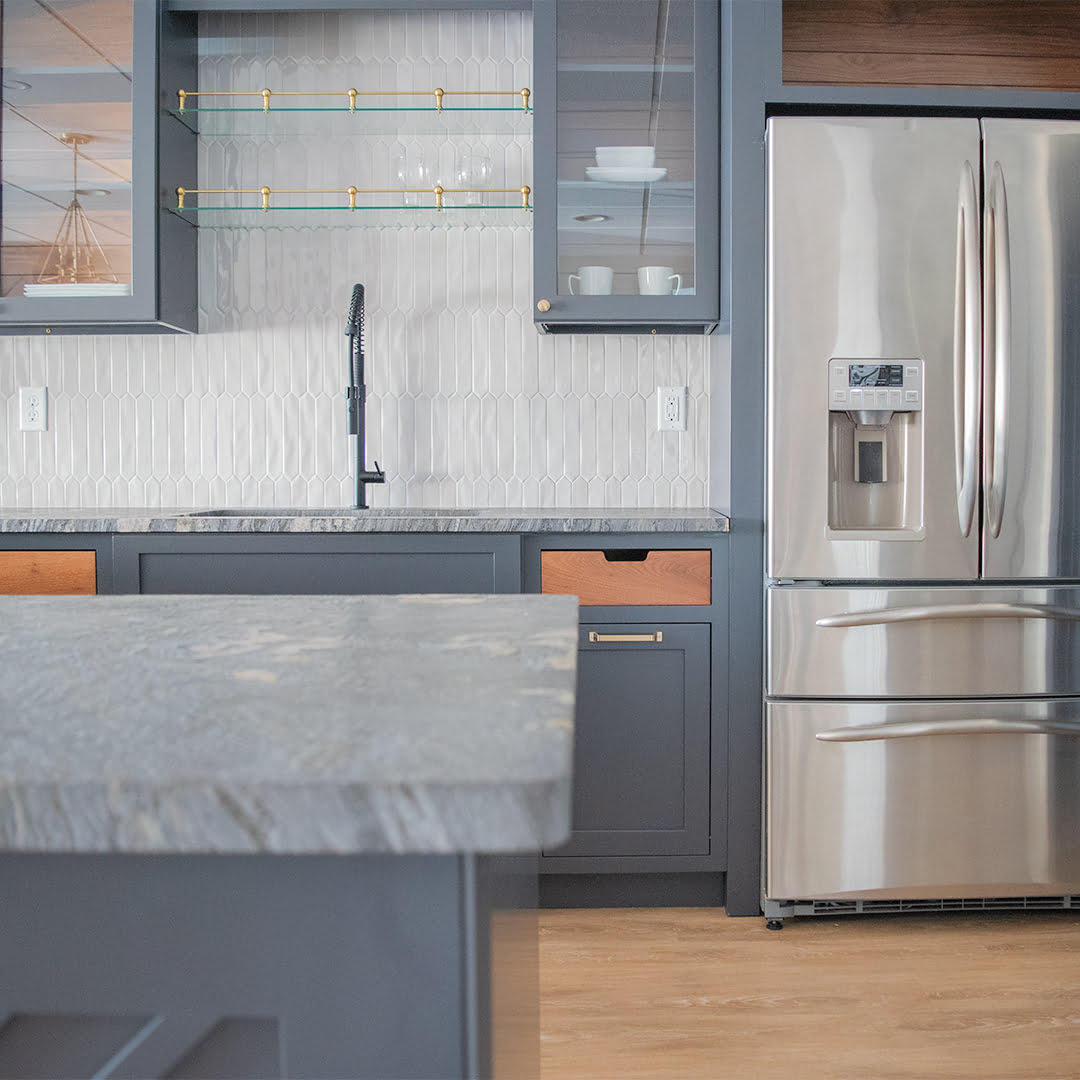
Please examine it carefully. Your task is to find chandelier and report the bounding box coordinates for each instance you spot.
[34,132,120,285]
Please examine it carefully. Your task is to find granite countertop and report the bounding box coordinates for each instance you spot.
[0,593,578,856]
[0,506,729,534]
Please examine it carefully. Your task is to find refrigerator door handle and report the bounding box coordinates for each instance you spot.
[816,718,1080,742]
[815,601,1080,627]
[955,160,981,538]
[984,161,1012,539]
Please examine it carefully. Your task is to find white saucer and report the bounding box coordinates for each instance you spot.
[585,166,667,183]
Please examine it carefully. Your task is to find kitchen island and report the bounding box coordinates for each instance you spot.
[0,592,578,1080]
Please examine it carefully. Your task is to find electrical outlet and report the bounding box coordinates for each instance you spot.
[657,386,688,431]
[18,387,47,432]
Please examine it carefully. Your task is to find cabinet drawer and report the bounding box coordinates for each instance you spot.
[541,549,710,606]
[0,551,96,594]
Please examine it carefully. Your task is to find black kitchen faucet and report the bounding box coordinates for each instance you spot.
[345,283,386,509]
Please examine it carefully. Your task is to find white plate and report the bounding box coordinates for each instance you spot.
[585,166,667,183]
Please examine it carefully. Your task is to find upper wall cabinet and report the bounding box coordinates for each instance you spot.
[532,0,720,334]
[0,1,197,335]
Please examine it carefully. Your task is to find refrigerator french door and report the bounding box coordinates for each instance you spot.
[764,116,1080,919]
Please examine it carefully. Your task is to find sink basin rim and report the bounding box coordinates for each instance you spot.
[179,507,484,518]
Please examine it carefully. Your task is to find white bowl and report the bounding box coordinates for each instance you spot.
[595,145,655,169]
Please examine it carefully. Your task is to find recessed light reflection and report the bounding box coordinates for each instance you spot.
[574,214,611,223]
[2,79,32,92]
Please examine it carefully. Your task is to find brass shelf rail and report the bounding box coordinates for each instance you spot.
[176,87,531,112]
[175,185,532,212]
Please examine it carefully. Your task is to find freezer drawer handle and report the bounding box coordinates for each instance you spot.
[587,631,663,643]
[817,718,1080,742]
[815,602,1080,628]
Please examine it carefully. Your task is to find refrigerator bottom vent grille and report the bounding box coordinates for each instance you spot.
[772,896,1078,919]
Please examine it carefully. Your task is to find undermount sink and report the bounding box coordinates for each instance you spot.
[179,507,483,517]
[181,508,374,517]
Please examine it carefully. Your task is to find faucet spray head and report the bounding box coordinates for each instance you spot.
[345,283,365,435]
[346,283,365,345]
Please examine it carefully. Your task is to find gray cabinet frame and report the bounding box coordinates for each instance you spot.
[531,0,723,334]
[0,4,198,335]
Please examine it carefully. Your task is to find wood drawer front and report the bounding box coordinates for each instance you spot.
[541,549,711,606]
[0,551,96,594]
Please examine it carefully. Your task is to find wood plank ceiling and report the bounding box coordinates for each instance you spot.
[783,0,1080,91]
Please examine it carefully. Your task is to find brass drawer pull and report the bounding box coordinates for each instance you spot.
[588,631,663,643]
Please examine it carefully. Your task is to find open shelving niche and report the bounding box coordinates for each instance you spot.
[166,87,537,229]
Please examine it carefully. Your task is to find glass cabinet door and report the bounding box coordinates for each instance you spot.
[0,1,196,333]
[2,1,134,300]
[533,0,719,331]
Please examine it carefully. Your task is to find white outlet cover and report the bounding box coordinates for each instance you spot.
[657,386,688,431]
[18,386,47,432]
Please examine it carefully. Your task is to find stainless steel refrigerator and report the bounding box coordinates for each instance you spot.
[764,116,1080,923]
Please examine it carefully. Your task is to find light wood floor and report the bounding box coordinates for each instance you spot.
[538,907,1080,1080]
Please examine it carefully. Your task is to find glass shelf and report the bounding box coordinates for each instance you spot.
[557,179,694,238]
[167,205,534,229]
[168,106,533,139]
[167,89,533,230]
[559,178,693,196]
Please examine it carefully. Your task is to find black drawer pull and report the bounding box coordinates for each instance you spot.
[602,549,650,562]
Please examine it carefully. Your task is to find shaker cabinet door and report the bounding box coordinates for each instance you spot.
[544,621,711,859]
[113,534,522,595]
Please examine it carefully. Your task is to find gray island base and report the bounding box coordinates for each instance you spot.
[0,593,578,1080]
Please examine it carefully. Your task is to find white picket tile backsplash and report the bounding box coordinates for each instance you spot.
[0,8,714,510]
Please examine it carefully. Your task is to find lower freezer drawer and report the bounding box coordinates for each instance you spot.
[766,699,1080,902]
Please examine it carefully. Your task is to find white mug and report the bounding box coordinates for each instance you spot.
[568,265,614,295]
[637,266,682,295]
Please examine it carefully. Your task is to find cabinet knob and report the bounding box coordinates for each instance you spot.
[536,299,551,313]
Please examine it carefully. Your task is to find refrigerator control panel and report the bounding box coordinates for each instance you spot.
[828,357,923,411]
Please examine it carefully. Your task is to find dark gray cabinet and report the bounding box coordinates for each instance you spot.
[112,533,521,595]
[544,621,710,859]
[0,2,197,335]
[528,534,727,880]
[25,524,728,905]
[532,0,722,333]
[0,852,537,1080]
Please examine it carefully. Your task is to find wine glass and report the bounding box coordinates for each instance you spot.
[394,151,432,207]
[454,152,494,206]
